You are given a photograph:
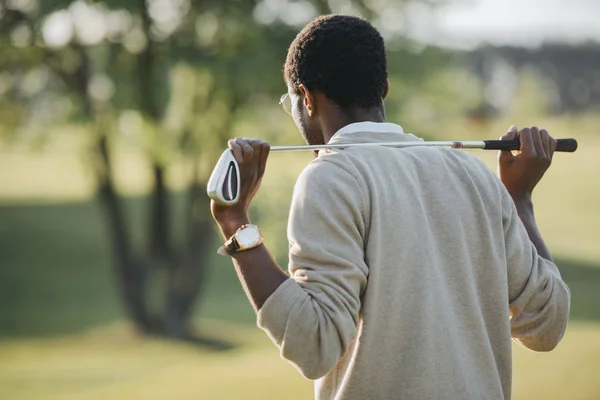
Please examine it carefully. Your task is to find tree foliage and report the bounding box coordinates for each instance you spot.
[0,0,453,339]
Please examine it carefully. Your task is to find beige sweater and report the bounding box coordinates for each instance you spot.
[257,122,570,400]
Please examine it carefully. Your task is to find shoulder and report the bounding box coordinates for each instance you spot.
[445,149,514,212]
[446,149,503,187]
[292,155,366,212]
[296,153,362,187]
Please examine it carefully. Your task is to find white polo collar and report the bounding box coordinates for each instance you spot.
[326,121,422,146]
[333,122,405,138]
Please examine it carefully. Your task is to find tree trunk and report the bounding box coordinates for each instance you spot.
[163,170,214,338]
[96,135,151,331]
[72,43,152,333]
[149,165,172,261]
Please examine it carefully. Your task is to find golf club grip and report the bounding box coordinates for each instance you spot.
[483,138,577,152]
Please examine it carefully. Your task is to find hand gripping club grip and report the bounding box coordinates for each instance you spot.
[207,149,240,206]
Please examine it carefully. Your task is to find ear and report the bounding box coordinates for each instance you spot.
[298,84,316,116]
[382,79,390,100]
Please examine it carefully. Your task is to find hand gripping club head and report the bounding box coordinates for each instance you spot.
[207,149,240,205]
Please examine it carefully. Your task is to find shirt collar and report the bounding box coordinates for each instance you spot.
[327,121,422,145]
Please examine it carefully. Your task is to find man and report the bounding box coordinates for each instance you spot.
[210,15,570,400]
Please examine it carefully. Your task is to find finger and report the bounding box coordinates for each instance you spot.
[541,129,556,159]
[540,128,550,158]
[257,140,270,176]
[247,138,261,171]
[228,140,244,165]
[250,138,265,165]
[501,125,518,140]
[530,126,546,159]
[234,137,254,165]
[517,127,536,158]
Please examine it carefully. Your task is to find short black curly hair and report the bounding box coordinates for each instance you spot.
[284,15,387,110]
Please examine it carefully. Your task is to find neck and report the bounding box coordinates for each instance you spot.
[321,107,385,143]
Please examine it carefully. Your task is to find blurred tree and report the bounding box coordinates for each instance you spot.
[0,0,453,339]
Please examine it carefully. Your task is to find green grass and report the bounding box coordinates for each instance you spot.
[0,321,313,400]
[1,126,599,399]
[0,320,598,400]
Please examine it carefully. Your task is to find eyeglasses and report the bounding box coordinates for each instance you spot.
[279,93,292,116]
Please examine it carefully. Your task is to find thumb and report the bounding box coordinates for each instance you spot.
[502,125,518,140]
[498,125,517,164]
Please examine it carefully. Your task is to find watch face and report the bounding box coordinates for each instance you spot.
[236,226,261,248]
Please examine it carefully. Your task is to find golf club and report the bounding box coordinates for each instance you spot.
[207,138,578,205]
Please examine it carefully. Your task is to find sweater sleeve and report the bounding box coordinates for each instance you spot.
[502,190,570,351]
[257,159,368,380]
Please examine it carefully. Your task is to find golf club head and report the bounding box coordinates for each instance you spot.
[207,149,240,206]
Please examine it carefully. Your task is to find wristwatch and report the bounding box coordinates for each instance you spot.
[217,224,264,256]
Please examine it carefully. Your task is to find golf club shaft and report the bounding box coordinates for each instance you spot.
[270,139,578,152]
[207,138,577,206]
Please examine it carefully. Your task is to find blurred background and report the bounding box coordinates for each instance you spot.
[0,0,599,399]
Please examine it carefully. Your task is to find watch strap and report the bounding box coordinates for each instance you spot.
[224,236,240,254]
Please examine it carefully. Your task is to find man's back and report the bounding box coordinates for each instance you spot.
[257,124,569,400]
[328,142,512,399]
